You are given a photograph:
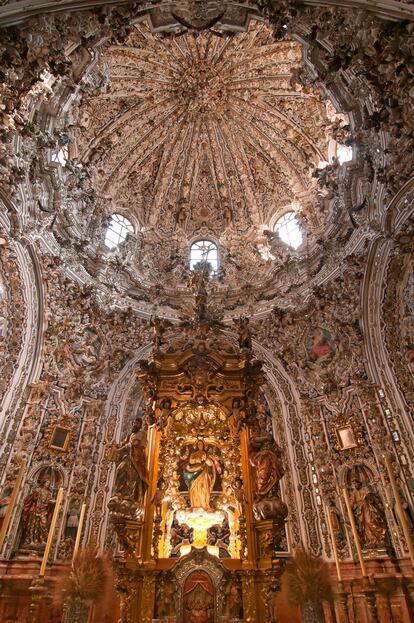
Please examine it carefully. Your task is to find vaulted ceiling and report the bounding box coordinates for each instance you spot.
[50,18,354,315]
[74,21,337,235]
[2,0,412,320]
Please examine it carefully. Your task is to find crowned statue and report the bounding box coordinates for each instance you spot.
[182,441,221,509]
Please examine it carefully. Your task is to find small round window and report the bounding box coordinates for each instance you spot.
[273,212,303,250]
[189,240,218,273]
[104,214,134,250]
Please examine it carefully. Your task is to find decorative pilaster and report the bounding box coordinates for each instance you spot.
[28,576,45,623]
[62,599,90,623]
[115,565,139,623]
[335,581,350,623]
[362,577,380,623]
[255,517,287,566]
[141,572,157,623]
[241,571,258,622]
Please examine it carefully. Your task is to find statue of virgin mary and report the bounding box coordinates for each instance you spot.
[183,441,220,509]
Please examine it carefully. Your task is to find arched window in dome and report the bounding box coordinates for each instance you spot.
[274,212,303,250]
[319,142,353,169]
[51,144,68,166]
[336,144,353,164]
[104,213,134,250]
[189,240,218,273]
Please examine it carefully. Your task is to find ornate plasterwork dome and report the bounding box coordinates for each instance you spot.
[74,20,336,233]
[37,19,358,318]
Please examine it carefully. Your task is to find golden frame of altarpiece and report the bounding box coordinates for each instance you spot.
[108,282,289,623]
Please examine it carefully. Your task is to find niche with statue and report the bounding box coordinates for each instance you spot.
[16,465,63,556]
[345,464,391,555]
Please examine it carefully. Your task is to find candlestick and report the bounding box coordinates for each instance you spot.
[39,487,64,577]
[325,504,350,623]
[342,487,367,577]
[72,502,86,562]
[0,459,27,552]
[384,453,414,566]
[325,503,342,581]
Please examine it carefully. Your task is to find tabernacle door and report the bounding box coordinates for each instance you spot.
[183,570,215,623]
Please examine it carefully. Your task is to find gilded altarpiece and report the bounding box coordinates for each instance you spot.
[108,285,288,623]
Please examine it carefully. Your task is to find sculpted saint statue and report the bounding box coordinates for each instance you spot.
[234,316,252,351]
[248,415,287,526]
[113,420,149,506]
[249,416,285,499]
[65,499,83,541]
[228,398,245,437]
[183,441,221,509]
[350,477,387,548]
[225,582,243,619]
[0,488,11,532]
[154,579,175,618]
[20,480,54,547]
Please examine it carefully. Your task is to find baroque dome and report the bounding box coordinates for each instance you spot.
[75,19,333,236]
[29,18,357,318]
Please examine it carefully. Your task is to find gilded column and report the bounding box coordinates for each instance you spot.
[142,425,160,562]
[240,427,257,565]
[241,570,259,623]
[140,572,157,623]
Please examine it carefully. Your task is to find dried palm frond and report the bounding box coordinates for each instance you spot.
[54,545,110,606]
[281,548,333,606]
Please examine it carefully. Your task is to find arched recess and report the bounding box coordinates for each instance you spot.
[361,178,414,496]
[90,335,318,555]
[0,234,44,481]
[254,340,321,554]
[3,462,68,558]
[87,343,151,550]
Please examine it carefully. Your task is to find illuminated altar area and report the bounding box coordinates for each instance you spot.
[106,265,289,622]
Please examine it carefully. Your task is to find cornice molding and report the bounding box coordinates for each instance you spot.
[0,0,414,28]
